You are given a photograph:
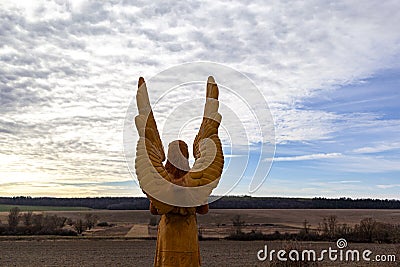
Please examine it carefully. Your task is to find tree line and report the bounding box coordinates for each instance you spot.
[0,207,99,236]
[227,215,400,243]
[1,196,400,209]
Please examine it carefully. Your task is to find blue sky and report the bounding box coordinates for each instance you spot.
[0,1,399,198]
[259,69,400,199]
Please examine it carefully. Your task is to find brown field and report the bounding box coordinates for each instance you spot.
[0,209,399,266]
[0,239,398,266]
[1,209,399,238]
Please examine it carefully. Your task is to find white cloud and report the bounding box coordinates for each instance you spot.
[353,142,400,154]
[272,108,340,143]
[377,184,400,189]
[314,155,400,173]
[328,180,361,184]
[272,153,342,162]
[1,1,400,196]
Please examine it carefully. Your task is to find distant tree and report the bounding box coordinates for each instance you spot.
[74,219,85,234]
[2,196,400,210]
[84,213,98,230]
[359,218,377,242]
[319,218,327,236]
[327,215,338,237]
[32,214,44,230]
[40,215,67,232]
[337,223,352,237]
[53,215,67,228]
[301,219,311,235]
[8,207,21,228]
[22,211,33,227]
[232,215,245,235]
[320,215,338,239]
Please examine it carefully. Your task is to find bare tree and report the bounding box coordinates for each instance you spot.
[84,213,98,230]
[321,215,338,238]
[22,211,33,227]
[74,219,85,234]
[301,219,311,235]
[360,218,377,242]
[32,214,44,230]
[41,215,66,232]
[327,215,338,238]
[338,223,352,236]
[232,215,245,235]
[53,215,67,228]
[8,207,21,228]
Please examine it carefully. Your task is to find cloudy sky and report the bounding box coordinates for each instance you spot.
[1,1,399,198]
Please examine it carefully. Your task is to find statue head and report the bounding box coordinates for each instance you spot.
[165,140,190,180]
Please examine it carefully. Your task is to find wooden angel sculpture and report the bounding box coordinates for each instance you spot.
[134,76,224,266]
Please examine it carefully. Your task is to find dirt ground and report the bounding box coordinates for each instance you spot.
[0,239,398,266]
[0,209,399,266]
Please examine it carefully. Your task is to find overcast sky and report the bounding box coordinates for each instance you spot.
[1,1,400,198]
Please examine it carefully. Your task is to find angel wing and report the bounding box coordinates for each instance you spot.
[135,76,224,209]
[134,77,174,214]
[184,76,224,188]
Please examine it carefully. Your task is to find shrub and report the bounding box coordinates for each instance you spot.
[97,221,109,227]
[227,230,266,241]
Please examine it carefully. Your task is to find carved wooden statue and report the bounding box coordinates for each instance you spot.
[135,76,224,266]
